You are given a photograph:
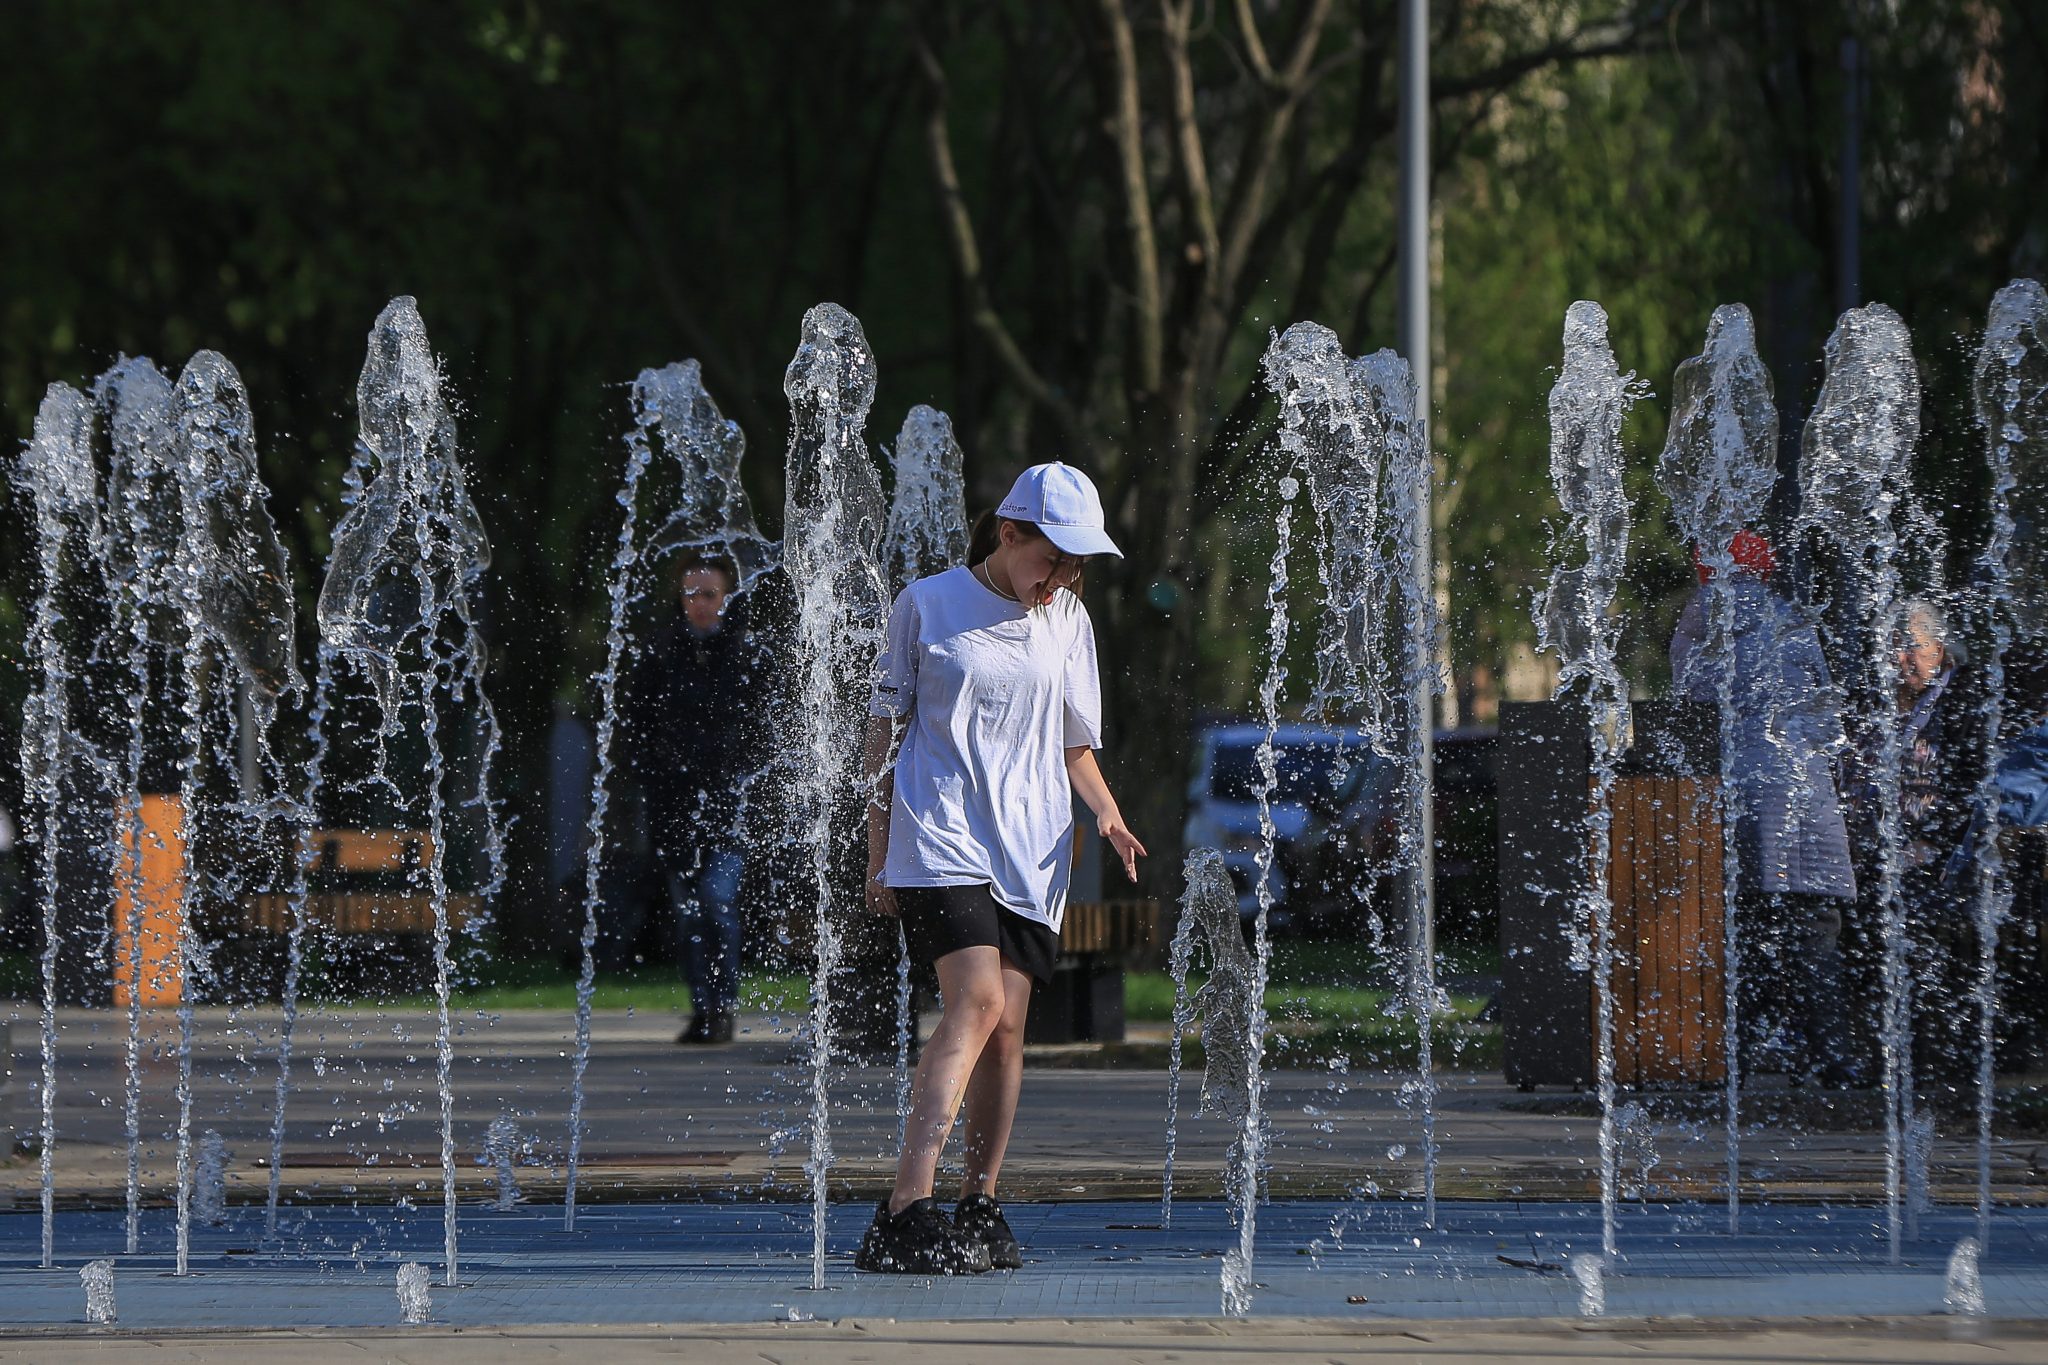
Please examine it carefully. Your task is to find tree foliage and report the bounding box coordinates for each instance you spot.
[3,0,2043,929]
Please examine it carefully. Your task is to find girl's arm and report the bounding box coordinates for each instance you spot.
[863,716,906,914]
[1066,746,1148,883]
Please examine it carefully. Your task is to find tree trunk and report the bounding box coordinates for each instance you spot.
[1099,407,1203,899]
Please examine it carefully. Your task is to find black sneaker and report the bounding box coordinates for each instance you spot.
[854,1198,992,1275]
[954,1193,1021,1269]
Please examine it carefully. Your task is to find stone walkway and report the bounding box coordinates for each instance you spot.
[8,1007,2044,1209]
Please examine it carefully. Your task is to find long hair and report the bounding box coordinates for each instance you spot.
[966,509,1086,597]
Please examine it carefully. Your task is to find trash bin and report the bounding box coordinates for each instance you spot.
[113,793,186,1008]
[1499,699,1725,1089]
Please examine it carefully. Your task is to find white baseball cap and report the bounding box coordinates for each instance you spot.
[997,461,1122,559]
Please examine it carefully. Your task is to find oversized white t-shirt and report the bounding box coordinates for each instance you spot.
[868,565,1102,933]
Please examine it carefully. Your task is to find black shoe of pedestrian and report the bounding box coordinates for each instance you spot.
[953,1193,1021,1269]
[677,1013,707,1045]
[854,1198,992,1275]
[707,1011,736,1044]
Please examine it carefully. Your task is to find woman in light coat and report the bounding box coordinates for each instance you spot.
[1671,531,1858,1083]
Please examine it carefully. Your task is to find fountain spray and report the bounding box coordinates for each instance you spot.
[319,298,498,1286]
[96,358,185,1254]
[166,350,303,1274]
[1219,321,1373,1314]
[1966,280,2046,1247]
[1357,349,1442,1225]
[566,360,767,1226]
[1161,850,1230,1226]
[17,383,102,1269]
[1655,304,1779,1230]
[1535,301,1646,1261]
[1796,303,1920,1263]
[782,304,888,1289]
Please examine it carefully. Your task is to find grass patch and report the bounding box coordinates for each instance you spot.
[1127,936,1498,1023]
[1127,937,1501,1071]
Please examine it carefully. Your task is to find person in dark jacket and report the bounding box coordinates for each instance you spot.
[1846,597,1987,1108]
[624,550,769,1044]
[1671,530,1858,1084]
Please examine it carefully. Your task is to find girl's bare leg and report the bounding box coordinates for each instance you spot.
[888,945,1005,1213]
[958,960,1032,1201]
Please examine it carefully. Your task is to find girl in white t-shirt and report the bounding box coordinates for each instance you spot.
[854,462,1147,1275]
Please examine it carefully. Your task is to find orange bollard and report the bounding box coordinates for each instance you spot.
[112,793,184,1008]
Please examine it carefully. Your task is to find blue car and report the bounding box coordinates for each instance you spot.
[1181,723,1391,934]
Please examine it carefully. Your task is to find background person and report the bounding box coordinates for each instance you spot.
[1992,643,2048,1072]
[1670,529,1859,1085]
[623,549,768,1045]
[1845,597,1986,1109]
[854,462,1147,1276]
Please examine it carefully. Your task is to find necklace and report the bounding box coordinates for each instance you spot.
[975,559,1019,602]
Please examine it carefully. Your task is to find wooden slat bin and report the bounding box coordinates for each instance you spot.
[1499,699,1725,1090]
[1597,774,1726,1088]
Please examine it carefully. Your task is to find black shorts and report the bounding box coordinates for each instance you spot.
[894,884,1060,985]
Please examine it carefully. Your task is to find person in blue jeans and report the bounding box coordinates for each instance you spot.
[671,847,745,1041]
[624,549,768,1044]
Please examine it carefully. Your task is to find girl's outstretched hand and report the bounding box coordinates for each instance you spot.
[865,859,899,917]
[1100,813,1148,883]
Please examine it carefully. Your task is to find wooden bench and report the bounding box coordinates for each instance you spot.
[240,829,480,936]
[227,830,483,997]
[241,892,484,936]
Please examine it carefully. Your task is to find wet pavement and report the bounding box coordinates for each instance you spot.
[0,1199,2045,1332]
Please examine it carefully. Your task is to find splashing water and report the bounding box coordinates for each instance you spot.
[1190,860,1257,1124]
[194,1128,229,1226]
[1968,280,2046,1248]
[17,382,103,1270]
[1612,1101,1659,1200]
[485,1115,524,1210]
[1357,349,1442,1224]
[167,349,303,1275]
[264,432,374,1240]
[1164,849,1232,1225]
[95,358,181,1255]
[396,1261,433,1324]
[637,359,777,585]
[881,404,969,587]
[1796,302,1921,1264]
[781,303,888,1289]
[319,297,498,1286]
[1655,303,1779,1231]
[80,1258,116,1325]
[1219,321,1371,1316]
[1945,1236,1986,1315]
[1535,301,1647,1261]
[560,377,656,1232]
[1906,1108,1935,1223]
[1572,1252,1606,1317]
[264,633,342,1242]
